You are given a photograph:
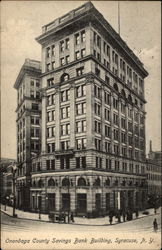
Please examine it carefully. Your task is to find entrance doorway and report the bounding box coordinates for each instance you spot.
[106,193,110,212]
[77,194,87,213]
[48,193,55,212]
[62,193,70,212]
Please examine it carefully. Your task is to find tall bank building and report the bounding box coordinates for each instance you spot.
[14,2,148,217]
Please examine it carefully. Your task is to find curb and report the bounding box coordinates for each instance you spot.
[1,209,160,226]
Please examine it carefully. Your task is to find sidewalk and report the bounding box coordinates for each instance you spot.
[1,204,160,226]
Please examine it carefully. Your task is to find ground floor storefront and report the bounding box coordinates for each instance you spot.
[29,188,147,217]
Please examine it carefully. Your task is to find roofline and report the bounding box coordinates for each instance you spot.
[14,59,41,89]
[36,2,148,78]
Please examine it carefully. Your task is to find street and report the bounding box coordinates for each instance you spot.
[1,211,161,233]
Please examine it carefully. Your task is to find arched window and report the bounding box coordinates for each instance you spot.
[48,178,55,187]
[135,99,138,106]
[94,177,100,186]
[113,83,119,92]
[128,94,133,104]
[38,179,42,188]
[121,89,126,98]
[62,178,70,187]
[60,73,69,83]
[105,178,110,186]
[78,177,86,186]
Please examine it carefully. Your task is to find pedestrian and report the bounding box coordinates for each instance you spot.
[122,211,126,222]
[135,209,139,219]
[109,214,113,225]
[117,210,121,223]
[154,207,157,214]
[153,218,158,233]
[70,212,75,223]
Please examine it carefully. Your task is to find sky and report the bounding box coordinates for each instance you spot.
[1,1,161,159]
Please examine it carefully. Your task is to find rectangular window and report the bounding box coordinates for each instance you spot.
[46,63,50,72]
[46,160,50,170]
[81,30,85,42]
[66,55,70,64]
[65,38,69,49]
[60,41,65,52]
[76,102,86,115]
[81,48,85,58]
[76,67,84,76]
[52,61,55,70]
[95,67,100,77]
[60,57,65,66]
[32,103,39,111]
[104,92,110,105]
[46,47,50,58]
[75,51,80,60]
[61,90,70,102]
[75,33,80,45]
[76,85,86,97]
[47,78,54,87]
[51,159,55,169]
[52,45,55,56]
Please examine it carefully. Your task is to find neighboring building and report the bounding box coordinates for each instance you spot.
[146,141,161,198]
[0,158,15,203]
[15,2,148,216]
[14,59,41,210]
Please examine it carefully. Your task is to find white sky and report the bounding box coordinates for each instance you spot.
[1,1,161,159]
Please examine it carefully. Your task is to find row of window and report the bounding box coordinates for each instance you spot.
[46,30,85,58]
[93,31,144,90]
[31,156,145,175]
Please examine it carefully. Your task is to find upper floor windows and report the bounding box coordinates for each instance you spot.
[60,73,69,83]
[76,85,86,98]
[47,110,55,122]
[60,40,65,52]
[46,47,50,58]
[94,32,101,48]
[61,106,70,119]
[47,94,55,106]
[94,85,101,99]
[75,30,86,45]
[76,67,84,76]
[80,30,85,42]
[94,103,101,116]
[61,90,70,102]
[76,138,86,149]
[95,67,100,77]
[76,102,86,115]
[61,124,70,135]
[76,120,86,133]
[113,98,118,110]
[95,138,101,151]
[65,38,70,49]
[47,78,54,87]
[32,103,39,111]
[105,91,111,105]
[52,45,55,56]
[75,33,80,45]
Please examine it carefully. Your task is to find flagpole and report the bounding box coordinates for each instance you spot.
[118,1,120,35]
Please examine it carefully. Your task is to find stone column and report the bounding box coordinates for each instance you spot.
[55,88,60,151]
[86,76,95,150]
[70,84,75,149]
[41,89,47,153]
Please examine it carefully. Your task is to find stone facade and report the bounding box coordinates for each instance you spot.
[15,2,148,216]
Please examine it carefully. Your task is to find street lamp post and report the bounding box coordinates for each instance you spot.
[12,164,17,218]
